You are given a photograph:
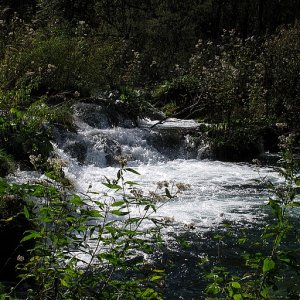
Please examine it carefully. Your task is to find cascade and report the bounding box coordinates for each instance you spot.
[51,102,280,230]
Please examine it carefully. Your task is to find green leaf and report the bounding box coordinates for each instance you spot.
[102,183,122,189]
[238,237,247,244]
[233,294,243,300]
[86,210,103,218]
[10,107,23,119]
[263,258,276,273]
[31,185,46,197]
[111,201,125,207]
[153,269,165,273]
[206,283,222,295]
[231,282,241,289]
[117,169,122,180]
[60,278,70,287]
[280,258,290,264]
[0,178,8,193]
[213,234,223,239]
[70,195,85,205]
[150,275,162,281]
[125,168,140,175]
[21,231,42,242]
[23,206,30,219]
[5,216,13,222]
[110,210,129,216]
[268,199,282,222]
[260,287,269,298]
[124,181,138,185]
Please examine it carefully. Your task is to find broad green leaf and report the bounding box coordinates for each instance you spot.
[263,258,275,273]
[268,199,282,222]
[233,294,243,300]
[231,282,241,289]
[206,283,222,294]
[260,287,269,298]
[10,107,23,119]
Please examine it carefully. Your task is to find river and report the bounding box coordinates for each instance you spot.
[44,103,287,298]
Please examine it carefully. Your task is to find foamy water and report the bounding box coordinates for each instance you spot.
[11,116,282,231]
[60,155,280,231]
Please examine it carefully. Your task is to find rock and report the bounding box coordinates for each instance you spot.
[63,141,87,164]
[102,137,122,166]
[73,102,136,129]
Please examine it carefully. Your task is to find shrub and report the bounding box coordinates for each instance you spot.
[263,25,300,129]
[189,30,266,125]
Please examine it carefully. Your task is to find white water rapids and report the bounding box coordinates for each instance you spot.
[51,113,281,232]
[8,104,298,299]
[10,105,282,231]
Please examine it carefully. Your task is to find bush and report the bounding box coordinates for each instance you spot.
[263,25,300,129]
[189,30,266,125]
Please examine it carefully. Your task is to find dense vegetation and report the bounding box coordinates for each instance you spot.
[0,1,299,299]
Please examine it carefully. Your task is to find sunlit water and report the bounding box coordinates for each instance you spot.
[52,117,281,232]
[9,110,299,299]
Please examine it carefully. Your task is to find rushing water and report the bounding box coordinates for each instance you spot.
[12,104,288,298]
[53,107,280,232]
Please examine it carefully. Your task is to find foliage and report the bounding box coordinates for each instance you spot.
[0,165,182,299]
[0,149,15,177]
[0,100,52,163]
[188,30,265,124]
[263,25,300,129]
[0,24,126,96]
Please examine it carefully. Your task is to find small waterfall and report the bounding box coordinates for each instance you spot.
[53,103,210,167]
[50,102,281,230]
